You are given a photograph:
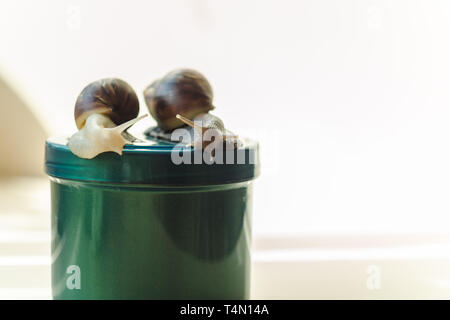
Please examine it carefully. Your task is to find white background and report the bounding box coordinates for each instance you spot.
[1,0,450,236]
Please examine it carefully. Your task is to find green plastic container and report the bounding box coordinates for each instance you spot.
[45,136,259,299]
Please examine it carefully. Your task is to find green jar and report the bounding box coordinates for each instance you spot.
[45,136,259,299]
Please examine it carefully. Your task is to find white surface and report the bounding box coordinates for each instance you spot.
[1,1,450,236]
[252,235,450,299]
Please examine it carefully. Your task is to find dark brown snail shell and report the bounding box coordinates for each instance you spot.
[143,69,214,131]
[74,78,140,130]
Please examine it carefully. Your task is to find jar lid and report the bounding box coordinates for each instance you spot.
[45,134,260,186]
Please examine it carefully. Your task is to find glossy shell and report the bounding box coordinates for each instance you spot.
[144,69,214,131]
[74,78,140,130]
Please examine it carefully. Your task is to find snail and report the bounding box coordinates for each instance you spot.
[143,68,214,131]
[144,68,238,149]
[68,78,147,159]
[175,113,238,149]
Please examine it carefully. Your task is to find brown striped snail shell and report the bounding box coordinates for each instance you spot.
[74,78,140,129]
[144,69,214,131]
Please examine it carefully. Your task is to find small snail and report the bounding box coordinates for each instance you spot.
[68,78,147,159]
[144,68,238,149]
[143,68,214,131]
[176,113,237,149]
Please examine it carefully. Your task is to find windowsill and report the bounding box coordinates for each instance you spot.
[252,234,450,299]
[2,177,450,299]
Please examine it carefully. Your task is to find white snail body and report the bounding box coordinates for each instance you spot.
[68,113,147,159]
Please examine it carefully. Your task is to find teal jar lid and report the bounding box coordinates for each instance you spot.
[45,134,260,186]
